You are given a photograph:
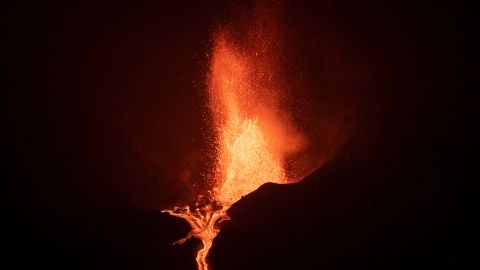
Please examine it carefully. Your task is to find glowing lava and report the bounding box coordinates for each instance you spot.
[163,5,306,270]
[162,199,229,270]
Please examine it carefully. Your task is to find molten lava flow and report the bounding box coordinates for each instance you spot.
[162,199,230,270]
[163,6,306,270]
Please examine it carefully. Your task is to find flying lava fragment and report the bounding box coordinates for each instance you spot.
[163,3,320,270]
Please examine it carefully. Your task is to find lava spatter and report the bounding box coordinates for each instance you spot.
[163,4,307,270]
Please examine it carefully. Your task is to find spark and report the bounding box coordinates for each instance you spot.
[163,4,306,270]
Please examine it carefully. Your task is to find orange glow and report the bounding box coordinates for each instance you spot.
[215,117,286,205]
[162,6,307,270]
[208,32,291,206]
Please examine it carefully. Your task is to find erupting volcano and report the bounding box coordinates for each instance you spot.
[163,4,319,270]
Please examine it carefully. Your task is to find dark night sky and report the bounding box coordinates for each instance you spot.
[7,0,476,269]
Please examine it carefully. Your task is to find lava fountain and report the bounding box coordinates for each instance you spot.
[163,5,312,270]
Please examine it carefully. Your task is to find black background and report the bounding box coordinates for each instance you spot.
[7,0,475,269]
